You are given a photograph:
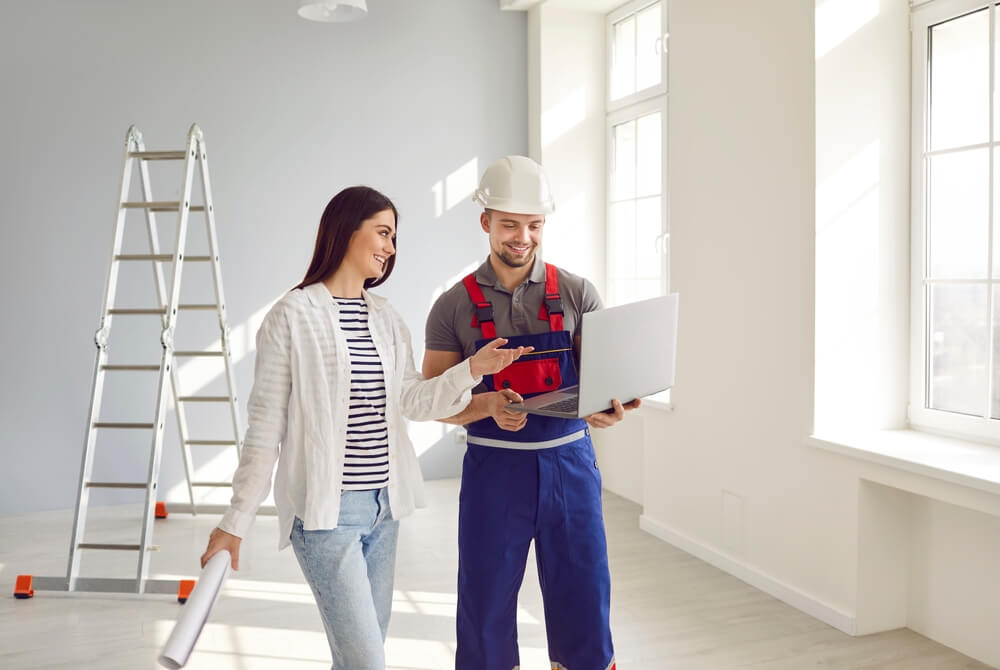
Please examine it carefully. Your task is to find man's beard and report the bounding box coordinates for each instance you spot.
[495,245,536,268]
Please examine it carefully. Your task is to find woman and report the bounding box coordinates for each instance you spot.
[200,186,528,669]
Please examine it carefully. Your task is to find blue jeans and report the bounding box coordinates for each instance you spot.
[290,487,399,670]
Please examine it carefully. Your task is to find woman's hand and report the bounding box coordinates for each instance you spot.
[468,338,534,378]
[486,388,528,432]
[201,527,242,570]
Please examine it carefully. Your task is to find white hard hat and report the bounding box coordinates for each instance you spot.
[472,155,555,215]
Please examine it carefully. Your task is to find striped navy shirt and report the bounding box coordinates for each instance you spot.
[334,297,389,490]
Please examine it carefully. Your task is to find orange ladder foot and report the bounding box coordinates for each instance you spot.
[155,502,168,519]
[14,575,34,599]
[177,579,196,604]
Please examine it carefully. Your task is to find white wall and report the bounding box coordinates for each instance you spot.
[0,0,527,515]
[815,0,913,637]
[815,0,910,436]
[529,4,607,289]
[817,0,1000,663]
[513,2,1000,665]
[908,495,1000,664]
[628,1,1000,665]
[641,0,861,629]
[526,3,651,502]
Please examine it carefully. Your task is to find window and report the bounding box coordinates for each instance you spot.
[606,0,668,308]
[911,0,1000,443]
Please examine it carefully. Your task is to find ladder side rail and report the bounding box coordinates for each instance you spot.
[66,127,142,591]
[134,140,170,317]
[195,134,244,453]
[170,368,198,509]
[136,143,198,511]
[136,133,199,593]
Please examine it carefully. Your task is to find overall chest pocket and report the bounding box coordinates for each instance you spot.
[492,357,562,395]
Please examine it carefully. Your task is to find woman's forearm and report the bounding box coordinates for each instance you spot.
[436,392,492,426]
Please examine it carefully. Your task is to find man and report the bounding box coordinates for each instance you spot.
[422,155,639,670]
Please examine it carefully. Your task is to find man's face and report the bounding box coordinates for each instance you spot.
[481,210,545,269]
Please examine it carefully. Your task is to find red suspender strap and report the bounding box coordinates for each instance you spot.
[462,274,498,340]
[538,263,564,332]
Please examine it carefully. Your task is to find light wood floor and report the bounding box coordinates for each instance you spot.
[0,480,992,669]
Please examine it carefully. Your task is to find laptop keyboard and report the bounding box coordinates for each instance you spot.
[539,396,579,413]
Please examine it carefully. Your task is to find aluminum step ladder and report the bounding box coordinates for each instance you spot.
[14,124,241,599]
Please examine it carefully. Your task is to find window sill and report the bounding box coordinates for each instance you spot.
[638,397,673,413]
[808,429,1000,498]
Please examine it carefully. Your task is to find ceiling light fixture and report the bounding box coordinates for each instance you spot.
[298,0,368,23]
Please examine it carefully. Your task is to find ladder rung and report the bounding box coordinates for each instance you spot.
[191,482,233,488]
[109,305,219,315]
[174,351,224,357]
[76,543,159,551]
[128,150,188,160]
[178,396,230,402]
[115,254,173,262]
[86,482,149,489]
[101,364,160,371]
[93,422,155,429]
[121,201,206,213]
[114,254,212,262]
[107,308,166,315]
[185,440,237,446]
[23,577,184,594]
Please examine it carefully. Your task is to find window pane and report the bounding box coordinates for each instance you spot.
[993,287,1000,419]
[613,120,637,201]
[928,149,989,279]
[930,8,989,151]
[610,279,660,306]
[929,283,988,416]
[633,279,662,301]
[609,200,636,282]
[636,2,662,92]
[995,148,1000,279]
[995,7,1000,137]
[636,196,662,278]
[611,16,636,101]
[636,112,662,198]
[610,279,633,307]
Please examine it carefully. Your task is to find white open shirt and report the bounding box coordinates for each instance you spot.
[219,282,481,549]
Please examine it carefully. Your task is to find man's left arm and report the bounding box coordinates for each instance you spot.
[573,279,641,429]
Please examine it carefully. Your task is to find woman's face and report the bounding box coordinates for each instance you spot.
[346,208,396,280]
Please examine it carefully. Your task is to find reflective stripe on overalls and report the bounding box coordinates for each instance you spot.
[456,263,616,670]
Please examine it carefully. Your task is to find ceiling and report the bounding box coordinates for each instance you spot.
[501,0,627,13]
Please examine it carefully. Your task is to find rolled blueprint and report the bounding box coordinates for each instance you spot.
[158,550,232,669]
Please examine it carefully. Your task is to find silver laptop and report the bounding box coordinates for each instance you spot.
[509,294,678,418]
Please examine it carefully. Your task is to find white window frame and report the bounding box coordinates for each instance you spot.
[607,0,668,114]
[606,99,669,303]
[605,0,669,308]
[910,0,1000,444]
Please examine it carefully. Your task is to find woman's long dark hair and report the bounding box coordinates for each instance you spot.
[295,186,399,291]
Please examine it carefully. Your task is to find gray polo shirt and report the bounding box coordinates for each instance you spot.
[425,256,603,363]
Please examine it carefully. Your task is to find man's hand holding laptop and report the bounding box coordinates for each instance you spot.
[583,398,642,429]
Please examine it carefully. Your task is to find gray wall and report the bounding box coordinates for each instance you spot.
[0,0,526,515]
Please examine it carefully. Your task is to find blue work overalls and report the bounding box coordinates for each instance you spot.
[456,264,615,670]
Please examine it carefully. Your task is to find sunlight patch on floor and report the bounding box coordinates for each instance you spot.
[385,638,549,669]
[393,589,541,625]
[153,616,548,670]
[149,584,546,669]
[155,621,330,668]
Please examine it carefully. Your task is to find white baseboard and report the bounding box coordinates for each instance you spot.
[638,513,857,636]
[163,503,277,515]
